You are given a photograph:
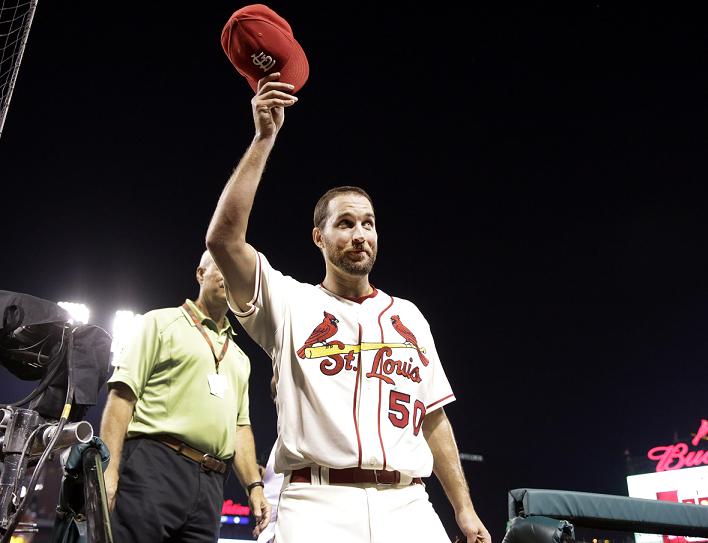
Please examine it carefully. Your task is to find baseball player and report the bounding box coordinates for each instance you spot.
[257,442,282,543]
[257,377,283,543]
[206,73,490,543]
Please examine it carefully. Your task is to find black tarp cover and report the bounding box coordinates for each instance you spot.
[0,290,111,420]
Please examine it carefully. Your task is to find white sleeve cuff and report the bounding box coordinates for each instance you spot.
[228,247,261,318]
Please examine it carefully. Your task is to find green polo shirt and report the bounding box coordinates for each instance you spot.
[107,299,250,459]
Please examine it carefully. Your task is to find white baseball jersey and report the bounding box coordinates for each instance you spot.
[233,251,455,478]
[256,443,283,543]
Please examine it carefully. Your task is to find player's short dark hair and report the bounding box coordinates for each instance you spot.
[313,186,374,229]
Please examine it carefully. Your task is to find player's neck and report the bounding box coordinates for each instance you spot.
[321,273,372,299]
[194,296,228,330]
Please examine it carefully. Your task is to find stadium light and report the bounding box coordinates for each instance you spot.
[57,301,90,325]
[111,310,143,359]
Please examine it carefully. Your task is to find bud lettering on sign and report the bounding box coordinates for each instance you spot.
[251,51,276,72]
[647,420,708,472]
[648,443,708,472]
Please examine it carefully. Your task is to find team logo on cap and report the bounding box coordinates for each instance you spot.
[251,51,276,72]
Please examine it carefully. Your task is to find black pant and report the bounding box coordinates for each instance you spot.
[110,438,226,543]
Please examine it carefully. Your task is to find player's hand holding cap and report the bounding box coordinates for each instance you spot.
[221,4,309,93]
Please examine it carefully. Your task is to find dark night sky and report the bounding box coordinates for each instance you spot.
[1,2,707,540]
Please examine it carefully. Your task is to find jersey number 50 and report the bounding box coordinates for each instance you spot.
[388,390,426,436]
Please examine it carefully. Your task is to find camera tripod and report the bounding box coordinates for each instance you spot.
[0,406,112,543]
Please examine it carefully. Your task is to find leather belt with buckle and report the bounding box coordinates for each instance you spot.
[150,435,228,475]
[291,466,422,486]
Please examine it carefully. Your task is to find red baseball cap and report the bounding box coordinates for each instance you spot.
[221,4,309,93]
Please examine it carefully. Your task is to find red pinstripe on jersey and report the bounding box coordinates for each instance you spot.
[352,324,363,468]
[376,294,395,470]
[427,394,455,410]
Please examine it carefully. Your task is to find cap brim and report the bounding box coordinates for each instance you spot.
[244,37,309,94]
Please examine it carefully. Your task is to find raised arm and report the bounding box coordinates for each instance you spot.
[423,408,491,543]
[206,73,297,311]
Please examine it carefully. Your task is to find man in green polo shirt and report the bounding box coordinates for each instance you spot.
[100,250,270,542]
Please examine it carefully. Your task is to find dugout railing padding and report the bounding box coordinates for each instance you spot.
[508,488,708,538]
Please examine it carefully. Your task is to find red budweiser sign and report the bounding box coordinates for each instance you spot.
[647,419,708,472]
[221,499,250,516]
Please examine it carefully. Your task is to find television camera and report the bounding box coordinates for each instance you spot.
[0,290,111,542]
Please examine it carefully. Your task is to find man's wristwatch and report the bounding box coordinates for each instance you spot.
[246,480,265,494]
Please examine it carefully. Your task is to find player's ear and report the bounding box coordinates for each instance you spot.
[312,227,323,249]
[196,266,205,285]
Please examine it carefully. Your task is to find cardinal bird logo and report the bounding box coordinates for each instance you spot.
[391,315,429,366]
[297,311,340,359]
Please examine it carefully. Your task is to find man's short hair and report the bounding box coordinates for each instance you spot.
[199,250,213,269]
[313,186,374,229]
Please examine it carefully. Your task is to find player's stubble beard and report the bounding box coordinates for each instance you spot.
[323,237,377,276]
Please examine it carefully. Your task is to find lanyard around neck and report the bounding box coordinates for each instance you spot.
[182,302,229,373]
